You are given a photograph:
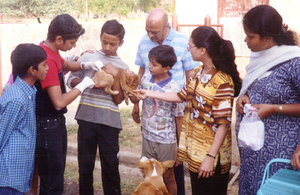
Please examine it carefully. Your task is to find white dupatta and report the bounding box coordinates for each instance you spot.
[239,45,300,97]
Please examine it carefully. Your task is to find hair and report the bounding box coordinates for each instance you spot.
[11,43,47,81]
[191,26,242,97]
[243,5,298,46]
[148,45,177,69]
[100,19,125,41]
[47,14,85,42]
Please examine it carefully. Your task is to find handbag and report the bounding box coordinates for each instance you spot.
[238,104,265,151]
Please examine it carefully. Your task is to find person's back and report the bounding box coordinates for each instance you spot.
[0,43,47,194]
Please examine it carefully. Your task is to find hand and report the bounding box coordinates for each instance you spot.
[80,61,104,71]
[134,89,149,100]
[251,104,276,119]
[131,103,140,123]
[291,145,300,170]
[236,94,250,114]
[175,159,183,167]
[102,63,119,77]
[75,77,95,93]
[198,156,214,178]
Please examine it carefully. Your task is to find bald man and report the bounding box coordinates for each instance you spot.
[132,8,198,195]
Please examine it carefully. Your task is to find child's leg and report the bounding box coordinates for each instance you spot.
[163,167,177,195]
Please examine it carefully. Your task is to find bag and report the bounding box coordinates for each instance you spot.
[257,158,300,195]
[238,104,265,151]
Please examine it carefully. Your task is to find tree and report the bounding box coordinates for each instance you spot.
[0,0,81,22]
[138,0,160,12]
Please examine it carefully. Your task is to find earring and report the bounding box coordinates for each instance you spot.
[266,38,269,42]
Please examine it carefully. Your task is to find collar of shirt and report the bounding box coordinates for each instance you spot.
[15,76,37,99]
[150,72,173,88]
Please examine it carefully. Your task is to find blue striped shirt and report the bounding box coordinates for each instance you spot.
[135,27,199,89]
[0,77,37,193]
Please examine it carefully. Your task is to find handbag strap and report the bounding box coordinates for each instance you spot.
[260,158,291,187]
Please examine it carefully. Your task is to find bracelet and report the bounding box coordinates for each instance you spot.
[278,104,282,114]
[206,153,216,159]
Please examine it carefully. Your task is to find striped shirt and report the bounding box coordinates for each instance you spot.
[135,27,199,89]
[177,66,234,174]
[67,51,129,129]
[0,77,37,193]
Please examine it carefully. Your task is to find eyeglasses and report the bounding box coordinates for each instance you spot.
[187,43,196,50]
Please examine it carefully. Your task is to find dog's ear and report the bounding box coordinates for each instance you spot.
[161,160,175,169]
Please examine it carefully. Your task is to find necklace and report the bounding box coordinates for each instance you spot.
[200,66,214,84]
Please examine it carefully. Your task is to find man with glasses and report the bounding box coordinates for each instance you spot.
[132,8,198,195]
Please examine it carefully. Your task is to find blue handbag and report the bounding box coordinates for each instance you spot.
[257,158,300,195]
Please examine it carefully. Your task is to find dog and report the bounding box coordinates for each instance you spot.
[131,157,175,195]
[93,61,140,105]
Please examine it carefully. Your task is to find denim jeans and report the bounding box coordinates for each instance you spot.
[35,115,67,195]
[0,187,24,195]
[77,120,121,195]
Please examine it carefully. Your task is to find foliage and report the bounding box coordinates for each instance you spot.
[0,0,175,21]
[138,0,160,12]
[0,0,80,20]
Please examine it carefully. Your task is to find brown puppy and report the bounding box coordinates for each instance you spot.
[93,67,140,105]
[131,157,174,195]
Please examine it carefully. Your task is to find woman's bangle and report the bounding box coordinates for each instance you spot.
[206,153,216,159]
[278,104,282,114]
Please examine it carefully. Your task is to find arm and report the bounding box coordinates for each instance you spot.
[252,103,300,119]
[291,144,300,170]
[198,123,229,178]
[46,85,82,110]
[136,90,182,103]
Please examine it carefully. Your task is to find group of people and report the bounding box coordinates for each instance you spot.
[0,4,300,195]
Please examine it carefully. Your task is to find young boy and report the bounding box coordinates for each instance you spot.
[137,45,184,195]
[0,44,48,195]
[67,19,131,195]
[35,14,100,195]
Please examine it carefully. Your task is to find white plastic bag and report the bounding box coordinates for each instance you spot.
[238,104,265,151]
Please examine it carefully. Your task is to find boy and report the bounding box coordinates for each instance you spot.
[35,14,100,195]
[67,19,131,195]
[137,45,184,195]
[0,44,48,195]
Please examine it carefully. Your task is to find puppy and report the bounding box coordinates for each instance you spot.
[131,157,174,195]
[93,62,140,104]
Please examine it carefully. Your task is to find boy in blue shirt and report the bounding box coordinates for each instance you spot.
[136,45,184,195]
[0,44,48,195]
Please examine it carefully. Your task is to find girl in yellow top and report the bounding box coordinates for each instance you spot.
[136,26,242,195]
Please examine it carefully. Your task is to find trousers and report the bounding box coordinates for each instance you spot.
[77,120,121,195]
[35,115,67,195]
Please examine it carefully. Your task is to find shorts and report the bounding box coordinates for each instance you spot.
[141,137,177,162]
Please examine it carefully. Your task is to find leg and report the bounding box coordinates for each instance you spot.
[174,163,185,195]
[36,115,67,195]
[97,124,121,195]
[77,120,98,195]
[163,168,177,195]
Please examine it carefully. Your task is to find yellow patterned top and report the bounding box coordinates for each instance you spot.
[177,65,234,174]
